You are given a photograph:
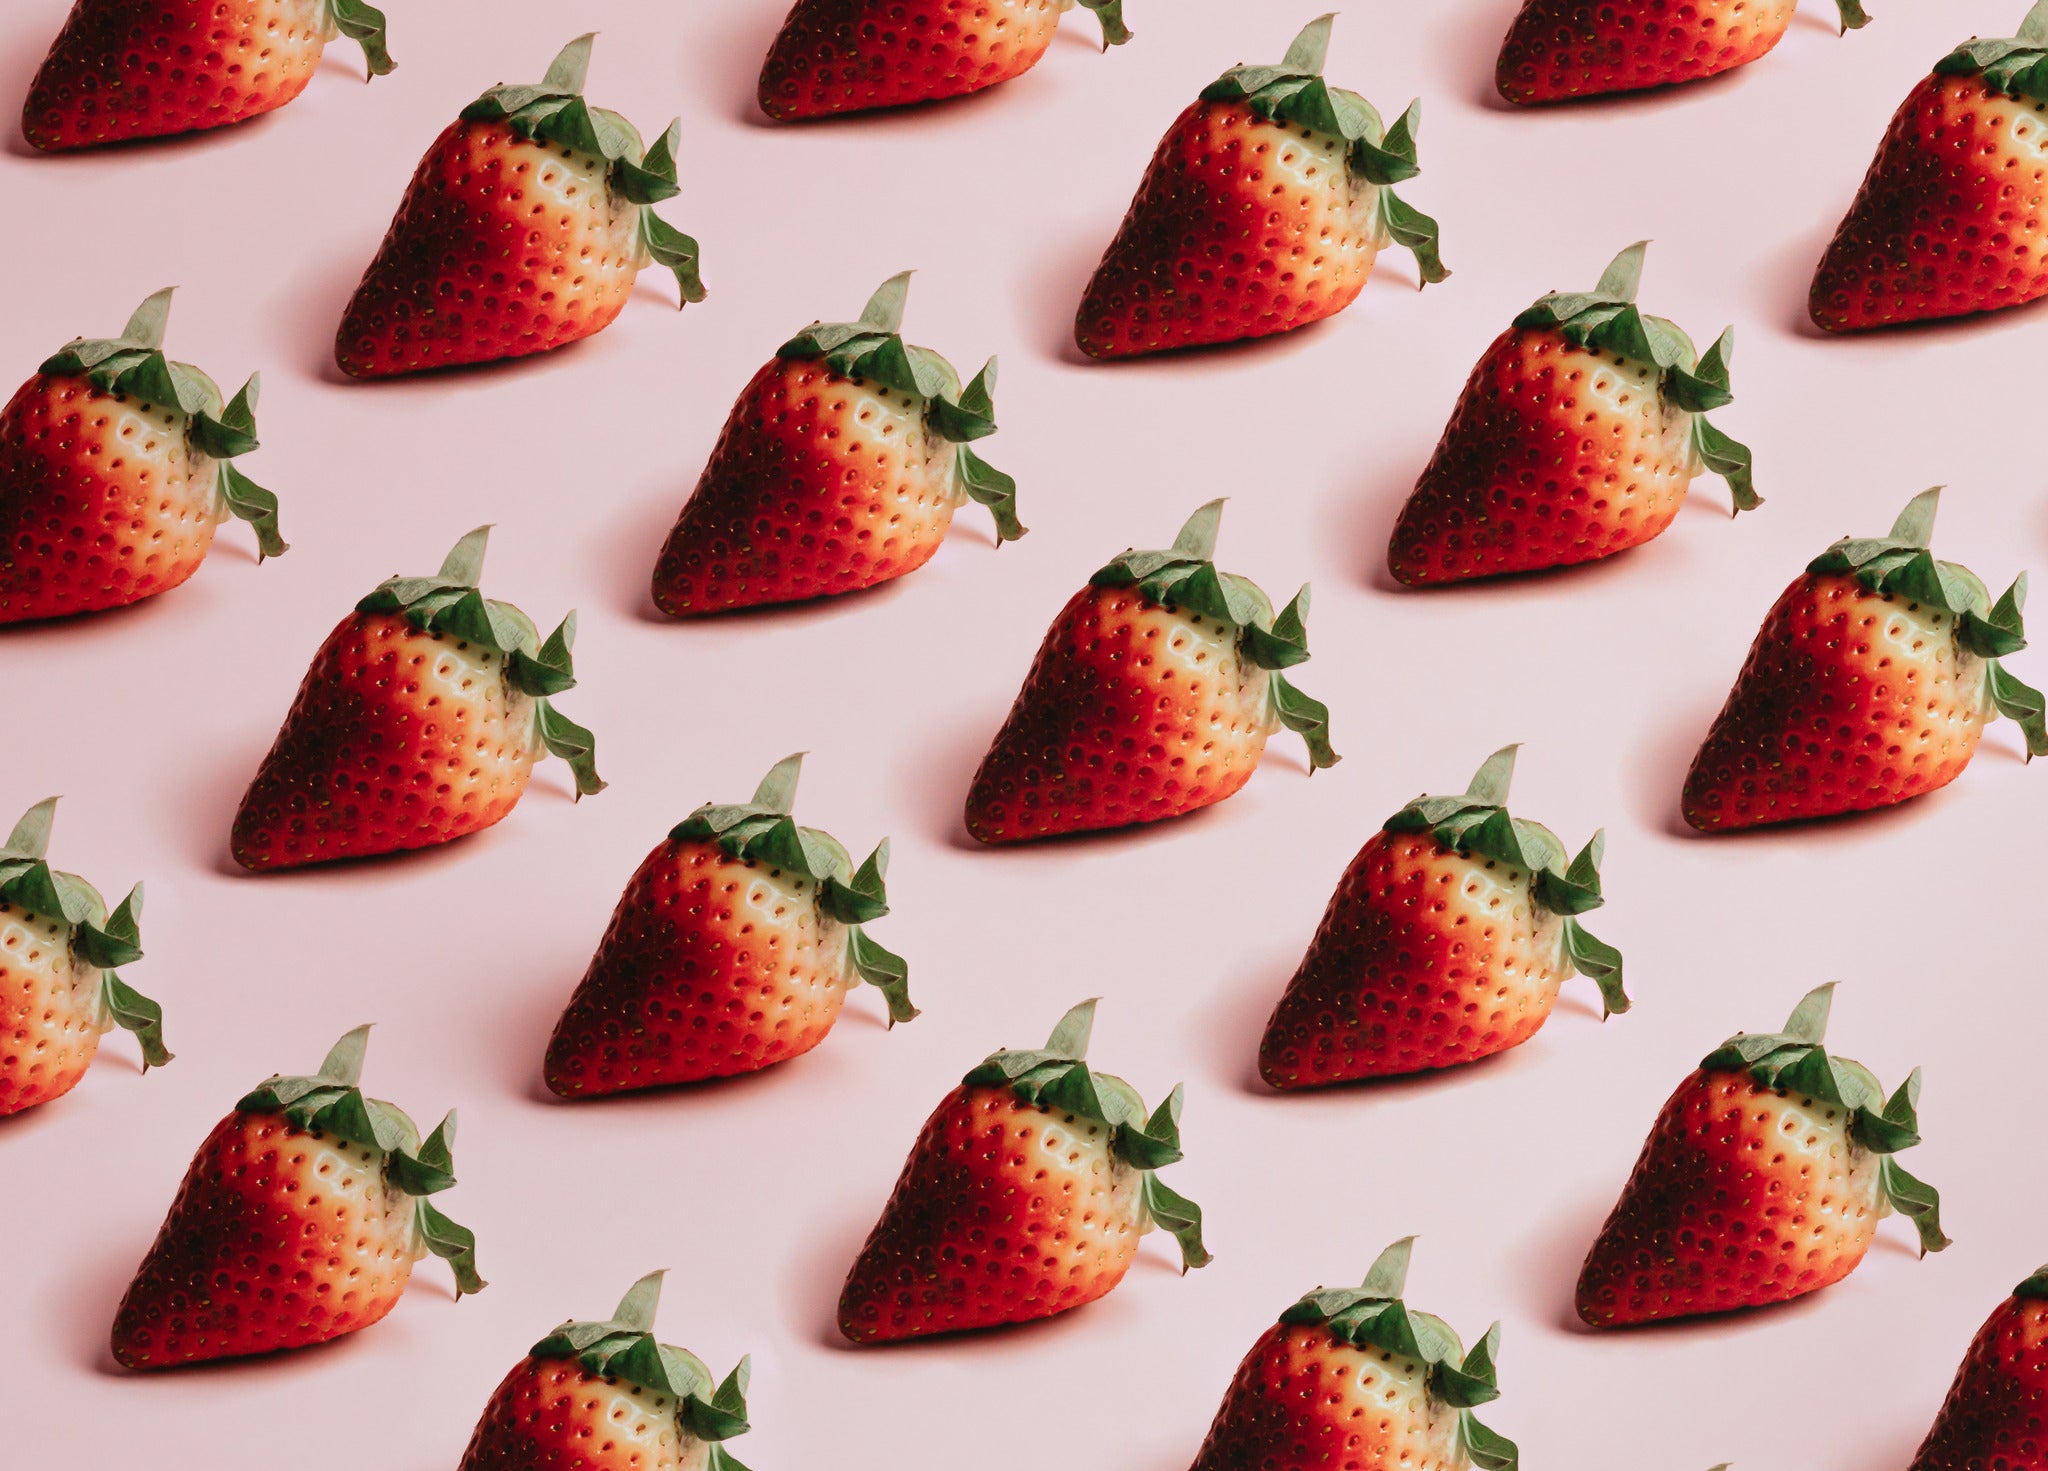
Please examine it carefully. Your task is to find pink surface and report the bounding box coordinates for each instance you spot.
[3,1,2045,1466]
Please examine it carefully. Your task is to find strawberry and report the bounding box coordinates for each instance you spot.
[1907,1264,2048,1471]
[1074,14,1446,359]
[1576,983,1946,1328]
[231,525,603,871]
[1387,242,1756,586]
[545,753,912,1098]
[650,273,1021,615]
[1,287,287,624]
[965,500,1337,843]
[1190,1238,1518,1471]
[459,1271,753,1471]
[22,0,393,151]
[0,797,167,1118]
[1495,0,1870,106]
[837,998,1208,1342]
[1258,745,1624,1091]
[1811,4,2048,331]
[757,0,1132,121]
[111,1025,482,1368]
[335,34,704,379]
[1683,487,2047,831]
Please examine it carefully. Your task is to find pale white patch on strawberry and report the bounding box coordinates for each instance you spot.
[579,1376,708,1471]
[1,904,98,1036]
[1336,1345,1463,1468]
[2000,94,2048,167]
[1876,597,1994,725]
[1159,607,1280,741]
[103,393,226,532]
[1759,1089,1883,1229]
[1579,349,1698,491]
[736,861,857,999]
[1031,1108,1144,1236]
[531,141,646,270]
[1270,123,1388,272]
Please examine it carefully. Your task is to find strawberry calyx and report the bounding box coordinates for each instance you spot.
[41,288,287,560]
[1072,0,1134,48]
[1280,1239,1518,1471]
[1701,984,1948,1255]
[1091,499,1339,770]
[323,0,395,77]
[238,1025,486,1295]
[461,35,704,304]
[962,999,1210,1270]
[2015,1265,2048,1299]
[356,526,606,796]
[1199,14,1446,284]
[1807,487,2047,757]
[531,1271,755,1468]
[1513,243,1757,514]
[1934,1,2048,99]
[778,273,1023,543]
[1381,745,1626,1016]
[669,753,915,1025]
[0,797,169,1069]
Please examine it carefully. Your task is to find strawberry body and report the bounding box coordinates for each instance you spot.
[1811,72,2048,331]
[232,610,541,868]
[112,1108,424,1366]
[1909,1283,2048,1471]
[337,119,645,377]
[757,0,1080,120]
[1684,571,1992,829]
[1495,0,1802,105]
[460,1355,711,1471]
[1388,327,1699,584]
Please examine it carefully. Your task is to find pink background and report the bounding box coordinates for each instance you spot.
[4,1,2045,1466]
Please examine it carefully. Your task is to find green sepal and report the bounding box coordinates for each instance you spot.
[935,359,1026,544]
[963,1001,1207,1268]
[1199,15,1445,284]
[672,756,911,1019]
[642,197,707,305]
[1834,0,1872,31]
[532,1273,751,1445]
[417,1196,487,1297]
[1459,1412,1521,1471]
[2014,1263,2048,1299]
[102,969,172,1070]
[536,702,605,797]
[1281,1238,1511,1462]
[1077,0,1132,46]
[1935,2,2048,100]
[1881,1154,1950,1255]
[1270,673,1340,771]
[326,0,395,77]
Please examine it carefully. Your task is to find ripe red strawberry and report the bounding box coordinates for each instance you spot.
[22,0,394,151]
[1258,745,1624,1091]
[965,500,1337,843]
[1683,487,2046,831]
[1,287,287,624]
[651,273,1022,615]
[335,34,704,378]
[1576,983,1946,1328]
[231,526,603,871]
[545,753,912,1098]
[111,1025,483,1368]
[1811,5,2048,331]
[838,999,1208,1342]
[459,1271,753,1471]
[1495,0,1869,106]
[0,797,167,1118]
[1190,1238,1518,1471]
[757,0,1132,121]
[1907,1264,2048,1471]
[1387,242,1756,586]
[1074,14,1446,359]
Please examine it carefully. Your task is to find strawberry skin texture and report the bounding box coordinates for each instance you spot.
[965,583,1279,842]
[1076,99,1384,358]
[1388,326,1697,585]
[651,359,961,614]
[1575,1066,1885,1326]
[838,1082,1144,1342]
[112,1108,423,1367]
[1684,571,1991,830]
[0,896,106,1117]
[459,1353,710,1471]
[758,0,1067,120]
[1191,1320,1463,1471]
[337,119,645,377]
[22,0,331,150]
[1909,1293,2048,1471]
[544,836,857,1096]
[1259,829,1571,1089]
[1812,74,2048,331]
[231,610,542,869]
[0,371,229,623]
[1496,0,1798,105]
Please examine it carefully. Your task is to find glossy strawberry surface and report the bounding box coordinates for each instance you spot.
[0,896,103,1117]
[1496,0,1799,104]
[1909,1292,2048,1471]
[758,0,1067,119]
[459,1354,709,1471]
